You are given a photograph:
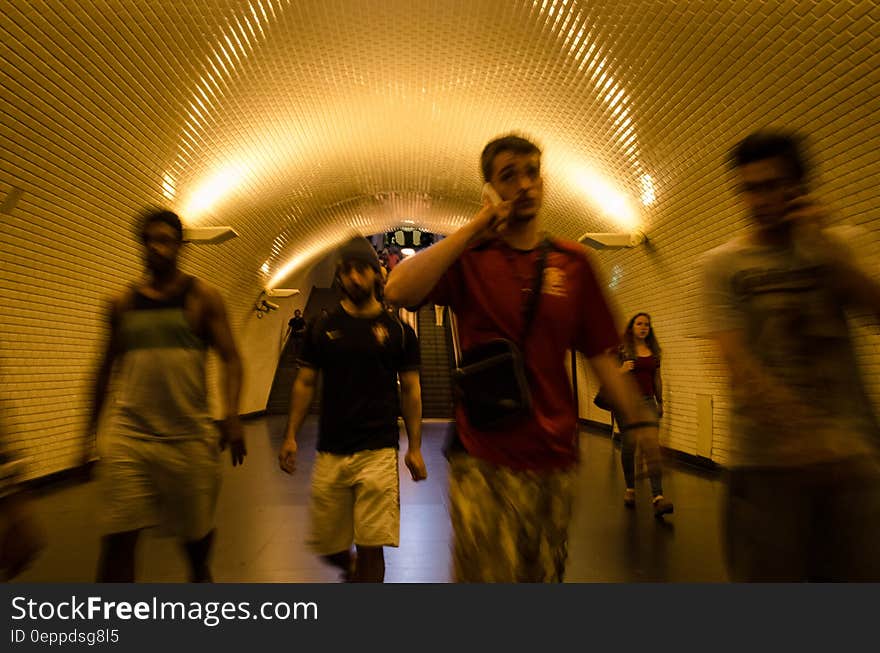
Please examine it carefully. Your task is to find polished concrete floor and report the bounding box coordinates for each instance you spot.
[13,417,728,583]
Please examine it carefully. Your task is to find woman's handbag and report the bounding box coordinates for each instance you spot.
[451,239,550,431]
[593,387,612,411]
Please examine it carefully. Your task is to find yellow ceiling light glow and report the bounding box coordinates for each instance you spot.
[162,173,176,201]
[86,0,674,285]
[268,241,334,290]
[168,0,287,186]
[182,164,248,219]
[640,174,656,206]
[569,167,639,231]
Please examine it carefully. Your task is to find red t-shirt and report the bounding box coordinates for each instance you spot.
[428,236,620,471]
[631,355,658,397]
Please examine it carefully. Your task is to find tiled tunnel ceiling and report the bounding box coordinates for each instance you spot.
[3,0,879,476]
[4,0,879,289]
[3,0,675,287]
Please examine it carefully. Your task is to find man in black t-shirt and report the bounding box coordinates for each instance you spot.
[278,237,426,582]
[287,309,306,356]
[288,309,306,338]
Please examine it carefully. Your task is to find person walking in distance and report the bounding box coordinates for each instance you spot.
[618,313,672,517]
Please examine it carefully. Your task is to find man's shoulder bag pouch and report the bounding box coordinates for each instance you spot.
[450,239,550,431]
[452,339,531,431]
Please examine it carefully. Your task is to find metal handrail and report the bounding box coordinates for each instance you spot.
[448,307,461,366]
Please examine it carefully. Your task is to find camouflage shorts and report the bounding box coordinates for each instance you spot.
[448,453,576,582]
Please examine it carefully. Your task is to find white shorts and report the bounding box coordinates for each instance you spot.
[307,447,400,554]
[97,432,221,541]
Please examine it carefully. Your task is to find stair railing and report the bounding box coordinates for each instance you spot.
[448,307,461,366]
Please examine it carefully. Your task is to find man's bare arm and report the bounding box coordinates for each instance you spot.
[399,370,427,481]
[204,284,246,466]
[278,366,318,474]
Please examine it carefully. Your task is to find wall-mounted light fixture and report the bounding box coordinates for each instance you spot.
[183,226,239,244]
[577,229,646,250]
[254,288,299,318]
[264,288,300,298]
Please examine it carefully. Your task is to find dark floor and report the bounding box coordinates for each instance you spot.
[12,417,729,583]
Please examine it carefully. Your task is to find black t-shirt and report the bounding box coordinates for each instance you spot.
[289,316,306,334]
[297,307,420,454]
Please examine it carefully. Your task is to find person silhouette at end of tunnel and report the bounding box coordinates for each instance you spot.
[289,309,306,339]
[287,308,306,355]
[86,208,246,583]
[384,134,660,582]
[278,236,427,582]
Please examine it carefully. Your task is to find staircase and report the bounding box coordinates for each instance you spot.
[265,332,306,415]
[416,304,454,419]
[265,286,336,415]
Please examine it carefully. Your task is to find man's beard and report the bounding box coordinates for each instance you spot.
[146,254,175,277]
[341,282,373,306]
[755,210,795,238]
[508,201,539,224]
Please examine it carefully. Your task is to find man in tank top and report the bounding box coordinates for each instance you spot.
[86,209,245,582]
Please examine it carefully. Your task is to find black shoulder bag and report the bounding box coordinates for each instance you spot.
[451,239,551,431]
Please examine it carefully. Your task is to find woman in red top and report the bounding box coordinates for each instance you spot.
[619,313,673,517]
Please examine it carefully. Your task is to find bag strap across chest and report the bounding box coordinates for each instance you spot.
[520,237,551,348]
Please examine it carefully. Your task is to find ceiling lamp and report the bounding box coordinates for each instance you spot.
[578,230,647,250]
[182,226,239,244]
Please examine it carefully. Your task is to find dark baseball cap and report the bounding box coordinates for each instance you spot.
[336,236,381,273]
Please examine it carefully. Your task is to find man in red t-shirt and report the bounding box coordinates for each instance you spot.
[385,134,659,582]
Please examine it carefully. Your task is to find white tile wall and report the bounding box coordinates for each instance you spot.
[2,0,879,477]
[578,1,880,464]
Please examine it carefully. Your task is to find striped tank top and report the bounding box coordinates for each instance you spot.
[112,276,213,438]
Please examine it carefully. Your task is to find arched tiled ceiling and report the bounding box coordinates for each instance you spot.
[4,0,877,297]
[4,0,879,477]
[139,0,655,288]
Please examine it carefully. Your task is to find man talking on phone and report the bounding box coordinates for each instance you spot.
[703,131,880,581]
[385,134,657,582]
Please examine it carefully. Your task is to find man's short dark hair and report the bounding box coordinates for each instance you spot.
[729,131,808,182]
[480,135,542,182]
[137,208,184,242]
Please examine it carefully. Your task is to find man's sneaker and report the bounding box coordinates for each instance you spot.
[652,495,674,518]
[623,488,636,508]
